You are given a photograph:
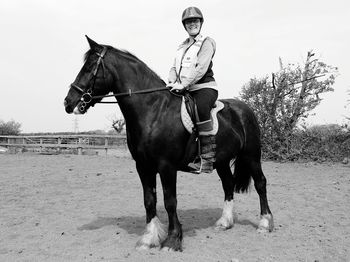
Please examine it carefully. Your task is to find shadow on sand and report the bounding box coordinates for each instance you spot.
[78,208,258,237]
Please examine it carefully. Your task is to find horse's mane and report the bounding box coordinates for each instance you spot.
[84,45,166,86]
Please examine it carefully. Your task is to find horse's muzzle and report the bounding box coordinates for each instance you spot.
[64,98,74,114]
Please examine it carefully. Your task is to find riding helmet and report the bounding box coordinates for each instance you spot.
[181,6,204,26]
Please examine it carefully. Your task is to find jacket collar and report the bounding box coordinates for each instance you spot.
[184,34,202,45]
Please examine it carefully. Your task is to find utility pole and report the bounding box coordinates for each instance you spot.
[73,117,79,133]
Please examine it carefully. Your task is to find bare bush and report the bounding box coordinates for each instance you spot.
[240,51,339,160]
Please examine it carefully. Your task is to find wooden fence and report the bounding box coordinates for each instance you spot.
[0,135,127,155]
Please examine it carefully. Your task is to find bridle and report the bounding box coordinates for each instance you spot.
[70,46,109,112]
[70,46,169,112]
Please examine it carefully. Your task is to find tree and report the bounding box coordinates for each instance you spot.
[0,120,22,135]
[240,51,338,159]
[112,118,125,134]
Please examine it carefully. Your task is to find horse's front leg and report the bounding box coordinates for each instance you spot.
[135,162,166,250]
[158,162,183,251]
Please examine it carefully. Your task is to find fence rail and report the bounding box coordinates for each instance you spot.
[0,135,127,155]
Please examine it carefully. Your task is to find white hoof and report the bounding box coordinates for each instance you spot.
[215,200,234,230]
[136,217,167,249]
[215,216,234,230]
[257,214,274,233]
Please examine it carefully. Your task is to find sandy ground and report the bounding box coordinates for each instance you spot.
[0,152,349,262]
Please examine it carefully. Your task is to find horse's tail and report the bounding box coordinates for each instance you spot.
[232,101,262,194]
[233,155,252,193]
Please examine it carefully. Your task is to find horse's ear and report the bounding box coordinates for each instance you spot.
[85,35,100,50]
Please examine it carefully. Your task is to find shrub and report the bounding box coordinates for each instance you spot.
[0,120,21,135]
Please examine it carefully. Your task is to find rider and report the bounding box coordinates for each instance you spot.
[167,6,218,174]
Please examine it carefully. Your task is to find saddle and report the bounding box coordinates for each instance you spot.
[181,92,224,135]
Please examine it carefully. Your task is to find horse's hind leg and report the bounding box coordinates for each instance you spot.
[215,162,235,230]
[135,162,166,250]
[240,156,274,232]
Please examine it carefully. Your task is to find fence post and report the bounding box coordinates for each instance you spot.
[22,137,26,153]
[40,138,43,153]
[104,138,108,155]
[124,137,128,150]
[78,137,82,155]
[57,137,62,154]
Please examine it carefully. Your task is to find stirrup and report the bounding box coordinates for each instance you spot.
[188,156,203,174]
[188,157,213,174]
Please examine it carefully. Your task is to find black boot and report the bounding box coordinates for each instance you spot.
[188,135,216,174]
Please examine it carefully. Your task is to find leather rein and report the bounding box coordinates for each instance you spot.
[70,46,169,111]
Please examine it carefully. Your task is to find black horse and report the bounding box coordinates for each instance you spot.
[64,36,273,251]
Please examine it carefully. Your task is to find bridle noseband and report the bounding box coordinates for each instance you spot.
[70,46,169,112]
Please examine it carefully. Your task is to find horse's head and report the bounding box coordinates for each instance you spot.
[64,36,113,114]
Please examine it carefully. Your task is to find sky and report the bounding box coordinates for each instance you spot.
[0,0,349,133]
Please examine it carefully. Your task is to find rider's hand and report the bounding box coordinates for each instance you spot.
[167,82,184,92]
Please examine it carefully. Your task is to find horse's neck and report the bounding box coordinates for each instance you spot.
[110,52,175,132]
[114,78,170,128]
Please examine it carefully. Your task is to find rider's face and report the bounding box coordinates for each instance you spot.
[185,18,201,36]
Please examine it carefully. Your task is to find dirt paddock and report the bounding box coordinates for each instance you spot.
[0,153,349,261]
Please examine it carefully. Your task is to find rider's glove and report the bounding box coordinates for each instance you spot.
[167,82,184,92]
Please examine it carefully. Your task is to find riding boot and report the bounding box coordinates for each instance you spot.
[188,119,216,174]
[188,135,216,174]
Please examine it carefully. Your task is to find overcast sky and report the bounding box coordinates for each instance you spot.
[0,0,349,133]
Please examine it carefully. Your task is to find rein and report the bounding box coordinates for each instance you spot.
[71,83,169,104]
[92,86,170,103]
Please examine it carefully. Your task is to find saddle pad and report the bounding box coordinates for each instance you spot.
[181,98,224,135]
